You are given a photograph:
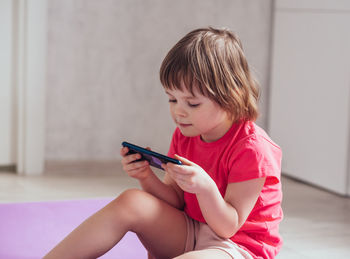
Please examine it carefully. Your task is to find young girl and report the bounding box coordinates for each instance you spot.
[44,27,283,259]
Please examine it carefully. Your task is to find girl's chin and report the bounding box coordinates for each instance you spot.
[178,130,199,138]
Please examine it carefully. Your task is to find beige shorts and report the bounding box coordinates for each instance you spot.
[183,213,253,259]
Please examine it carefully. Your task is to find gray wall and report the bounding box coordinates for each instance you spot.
[46,0,273,161]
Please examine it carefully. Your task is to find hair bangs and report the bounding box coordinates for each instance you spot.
[160,45,212,97]
[160,51,201,96]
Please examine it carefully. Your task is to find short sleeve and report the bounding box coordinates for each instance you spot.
[228,135,282,184]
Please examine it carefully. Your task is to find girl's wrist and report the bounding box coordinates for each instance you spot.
[197,177,217,196]
[138,168,156,184]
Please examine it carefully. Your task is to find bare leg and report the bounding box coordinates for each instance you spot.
[174,249,232,259]
[148,251,156,259]
[44,189,187,259]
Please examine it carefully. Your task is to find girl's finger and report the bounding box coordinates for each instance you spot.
[174,154,195,166]
[167,162,192,175]
[124,160,148,171]
[127,163,149,175]
[120,147,129,156]
[122,153,142,165]
[166,167,189,183]
[161,163,167,171]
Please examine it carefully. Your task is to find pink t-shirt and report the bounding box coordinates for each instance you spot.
[167,120,283,259]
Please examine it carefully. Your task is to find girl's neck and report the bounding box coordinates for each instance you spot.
[200,118,234,143]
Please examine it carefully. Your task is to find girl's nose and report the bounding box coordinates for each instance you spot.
[173,105,187,117]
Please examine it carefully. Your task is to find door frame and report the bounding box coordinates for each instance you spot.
[15,0,47,175]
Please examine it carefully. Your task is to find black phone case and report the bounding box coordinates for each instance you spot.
[122,141,182,170]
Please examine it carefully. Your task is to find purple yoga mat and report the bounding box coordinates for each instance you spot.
[0,198,147,259]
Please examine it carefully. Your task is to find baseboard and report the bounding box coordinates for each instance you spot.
[44,160,124,176]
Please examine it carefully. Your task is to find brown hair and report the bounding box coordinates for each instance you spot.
[159,27,260,122]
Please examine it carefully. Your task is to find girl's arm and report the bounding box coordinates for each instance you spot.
[120,147,184,209]
[139,171,184,209]
[197,177,265,238]
[163,154,265,239]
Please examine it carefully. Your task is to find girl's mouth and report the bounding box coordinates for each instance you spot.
[179,123,192,128]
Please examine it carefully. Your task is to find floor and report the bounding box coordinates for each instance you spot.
[1,161,350,258]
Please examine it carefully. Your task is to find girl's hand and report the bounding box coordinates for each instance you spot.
[120,147,152,180]
[162,154,215,194]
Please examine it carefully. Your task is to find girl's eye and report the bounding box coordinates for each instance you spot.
[188,103,200,108]
[168,99,177,103]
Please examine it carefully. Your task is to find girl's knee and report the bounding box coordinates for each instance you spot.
[115,188,149,206]
[100,189,151,229]
[108,188,177,233]
[110,189,154,217]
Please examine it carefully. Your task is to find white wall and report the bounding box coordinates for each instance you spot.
[269,0,350,195]
[45,0,273,161]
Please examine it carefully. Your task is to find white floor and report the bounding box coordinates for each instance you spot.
[1,161,350,258]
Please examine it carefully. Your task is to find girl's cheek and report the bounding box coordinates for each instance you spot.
[170,108,176,120]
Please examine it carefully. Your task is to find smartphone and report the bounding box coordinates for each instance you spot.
[122,141,182,170]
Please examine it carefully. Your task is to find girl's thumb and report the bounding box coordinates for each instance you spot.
[174,154,193,166]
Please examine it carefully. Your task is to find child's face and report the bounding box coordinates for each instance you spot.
[165,84,233,143]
